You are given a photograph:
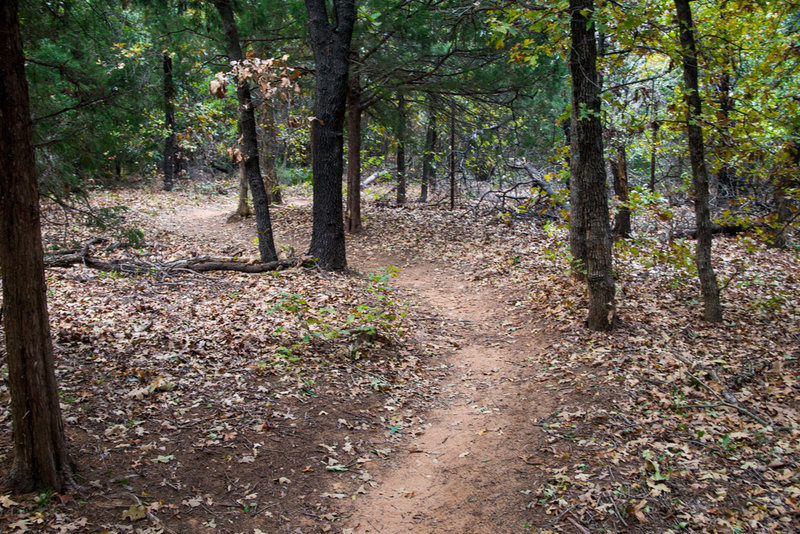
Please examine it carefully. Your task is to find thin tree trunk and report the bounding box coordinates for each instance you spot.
[235,163,252,217]
[650,119,659,192]
[261,107,282,204]
[420,107,436,202]
[611,145,631,238]
[449,109,455,210]
[163,52,177,192]
[675,0,723,322]
[214,0,277,262]
[396,92,407,205]
[714,71,736,199]
[569,0,616,331]
[305,0,355,270]
[345,55,363,233]
[0,0,72,492]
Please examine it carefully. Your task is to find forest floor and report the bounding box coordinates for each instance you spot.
[1,180,799,534]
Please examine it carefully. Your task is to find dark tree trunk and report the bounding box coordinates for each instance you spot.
[0,0,72,492]
[714,71,736,198]
[569,0,616,331]
[345,55,363,234]
[611,146,632,238]
[260,107,282,204]
[214,0,277,262]
[163,52,177,192]
[449,109,456,210]
[420,107,437,202]
[235,163,252,218]
[562,113,571,190]
[396,92,407,205]
[650,119,659,192]
[305,0,355,270]
[675,0,722,322]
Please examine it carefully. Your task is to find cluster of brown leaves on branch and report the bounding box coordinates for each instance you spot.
[209,52,300,113]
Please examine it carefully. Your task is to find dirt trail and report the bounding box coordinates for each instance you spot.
[163,201,557,532]
[342,261,555,533]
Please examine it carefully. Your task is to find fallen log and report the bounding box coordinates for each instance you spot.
[44,252,314,275]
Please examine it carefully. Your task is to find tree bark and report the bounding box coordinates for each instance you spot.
[305,0,356,270]
[0,0,72,492]
[569,0,616,331]
[213,0,278,263]
[260,107,282,204]
[345,53,363,233]
[675,0,723,322]
[420,106,437,202]
[396,92,407,205]
[449,108,456,210]
[235,163,252,218]
[163,52,177,192]
[611,145,631,238]
[649,119,659,192]
[714,70,737,199]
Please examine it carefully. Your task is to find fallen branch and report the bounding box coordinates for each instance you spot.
[674,356,773,428]
[506,160,566,209]
[45,250,314,275]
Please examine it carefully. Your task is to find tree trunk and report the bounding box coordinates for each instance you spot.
[675,0,722,322]
[650,119,659,192]
[260,107,282,204]
[0,0,72,492]
[449,109,456,210]
[714,67,736,199]
[396,93,407,205]
[214,0,277,262]
[235,163,252,218]
[611,145,631,238]
[163,52,177,192]
[569,0,616,331]
[305,0,355,270]
[420,107,436,202]
[345,54,363,234]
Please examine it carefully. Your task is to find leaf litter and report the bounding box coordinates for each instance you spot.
[0,182,797,533]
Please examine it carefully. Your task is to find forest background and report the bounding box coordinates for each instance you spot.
[0,0,799,532]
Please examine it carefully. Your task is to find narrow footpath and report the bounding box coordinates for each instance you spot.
[342,261,556,533]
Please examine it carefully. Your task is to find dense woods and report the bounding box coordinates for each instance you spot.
[1,0,798,532]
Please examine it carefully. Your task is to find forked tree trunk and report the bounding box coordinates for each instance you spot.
[214,0,277,262]
[420,107,436,202]
[396,92,407,205]
[345,56,363,234]
[569,0,616,331]
[163,52,177,191]
[675,0,722,322]
[305,0,355,270]
[0,0,73,492]
[611,145,632,238]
